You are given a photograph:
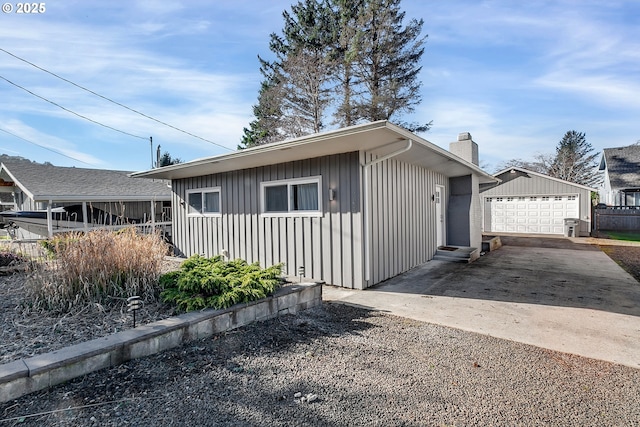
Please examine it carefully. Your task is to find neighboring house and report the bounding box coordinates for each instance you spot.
[480,167,595,236]
[132,121,498,289]
[0,158,172,238]
[0,189,13,212]
[598,144,640,206]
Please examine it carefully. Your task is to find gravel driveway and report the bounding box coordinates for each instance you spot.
[1,303,639,426]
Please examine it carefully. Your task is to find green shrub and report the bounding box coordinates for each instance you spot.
[160,255,284,312]
[27,228,168,311]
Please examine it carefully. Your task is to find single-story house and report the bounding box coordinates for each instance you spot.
[480,167,595,236]
[132,121,498,289]
[598,144,640,206]
[0,157,172,238]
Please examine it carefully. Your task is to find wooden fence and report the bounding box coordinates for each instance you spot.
[593,206,640,231]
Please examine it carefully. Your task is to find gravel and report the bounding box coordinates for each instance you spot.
[1,303,639,426]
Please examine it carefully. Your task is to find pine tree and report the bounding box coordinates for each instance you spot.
[241,0,431,146]
[349,0,428,130]
[271,0,335,137]
[331,0,362,127]
[239,60,286,148]
[548,131,600,186]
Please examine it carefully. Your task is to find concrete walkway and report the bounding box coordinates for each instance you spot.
[323,236,640,369]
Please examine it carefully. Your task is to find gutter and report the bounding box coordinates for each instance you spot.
[360,139,413,285]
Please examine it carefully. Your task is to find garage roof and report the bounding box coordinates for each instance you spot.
[131,121,498,184]
[493,166,597,192]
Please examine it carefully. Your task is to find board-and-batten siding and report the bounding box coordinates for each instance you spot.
[481,171,592,235]
[171,152,363,289]
[365,154,447,287]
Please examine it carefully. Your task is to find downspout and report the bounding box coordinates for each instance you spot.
[361,139,413,285]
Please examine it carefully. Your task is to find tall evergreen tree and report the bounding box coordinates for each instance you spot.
[331,0,362,127]
[240,61,286,148]
[270,0,335,137]
[349,0,428,131]
[548,130,599,186]
[241,0,430,147]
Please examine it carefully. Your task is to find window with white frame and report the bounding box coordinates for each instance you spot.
[186,187,221,216]
[261,176,322,215]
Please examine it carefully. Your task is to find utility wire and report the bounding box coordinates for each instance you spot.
[0,74,148,140]
[0,47,234,152]
[0,127,93,165]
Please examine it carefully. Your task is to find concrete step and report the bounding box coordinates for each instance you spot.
[433,246,479,263]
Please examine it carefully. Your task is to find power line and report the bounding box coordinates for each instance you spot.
[0,127,93,165]
[0,47,234,152]
[0,74,148,140]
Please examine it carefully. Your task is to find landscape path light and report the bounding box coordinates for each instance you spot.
[127,296,143,328]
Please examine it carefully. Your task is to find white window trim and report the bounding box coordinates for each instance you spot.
[260,176,323,217]
[186,186,222,217]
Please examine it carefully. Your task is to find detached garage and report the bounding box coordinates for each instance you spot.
[481,167,595,236]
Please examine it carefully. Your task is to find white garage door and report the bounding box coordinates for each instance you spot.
[486,195,579,234]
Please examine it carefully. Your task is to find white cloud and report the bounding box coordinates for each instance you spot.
[2,119,103,166]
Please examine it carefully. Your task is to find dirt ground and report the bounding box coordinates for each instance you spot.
[1,237,639,365]
[599,245,640,283]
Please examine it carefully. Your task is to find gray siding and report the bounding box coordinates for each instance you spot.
[171,152,362,289]
[365,154,447,287]
[481,170,593,235]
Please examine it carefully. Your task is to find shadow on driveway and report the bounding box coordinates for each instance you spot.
[370,236,640,317]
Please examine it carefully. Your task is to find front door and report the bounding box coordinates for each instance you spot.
[435,185,445,247]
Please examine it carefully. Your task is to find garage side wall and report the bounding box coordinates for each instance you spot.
[171,152,363,289]
[365,154,447,287]
[481,170,592,236]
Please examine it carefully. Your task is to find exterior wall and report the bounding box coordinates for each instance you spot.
[364,154,447,287]
[171,152,363,289]
[447,174,482,249]
[470,174,482,249]
[599,168,613,205]
[481,170,593,236]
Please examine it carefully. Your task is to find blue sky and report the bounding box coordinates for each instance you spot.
[1,0,638,173]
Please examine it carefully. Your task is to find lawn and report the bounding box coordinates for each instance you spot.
[601,231,640,242]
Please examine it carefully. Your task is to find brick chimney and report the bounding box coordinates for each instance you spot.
[449,132,479,166]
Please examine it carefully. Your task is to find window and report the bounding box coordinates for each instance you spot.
[261,176,322,216]
[186,187,221,216]
[554,196,562,201]
[568,195,577,201]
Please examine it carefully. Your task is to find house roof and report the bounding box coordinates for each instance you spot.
[599,145,640,190]
[131,121,499,184]
[0,158,171,202]
[492,166,597,192]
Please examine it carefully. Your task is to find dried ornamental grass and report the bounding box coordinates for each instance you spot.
[27,228,168,312]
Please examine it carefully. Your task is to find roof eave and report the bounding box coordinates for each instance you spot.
[30,195,172,202]
[131,121,499,184]
[494,166,598,192]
